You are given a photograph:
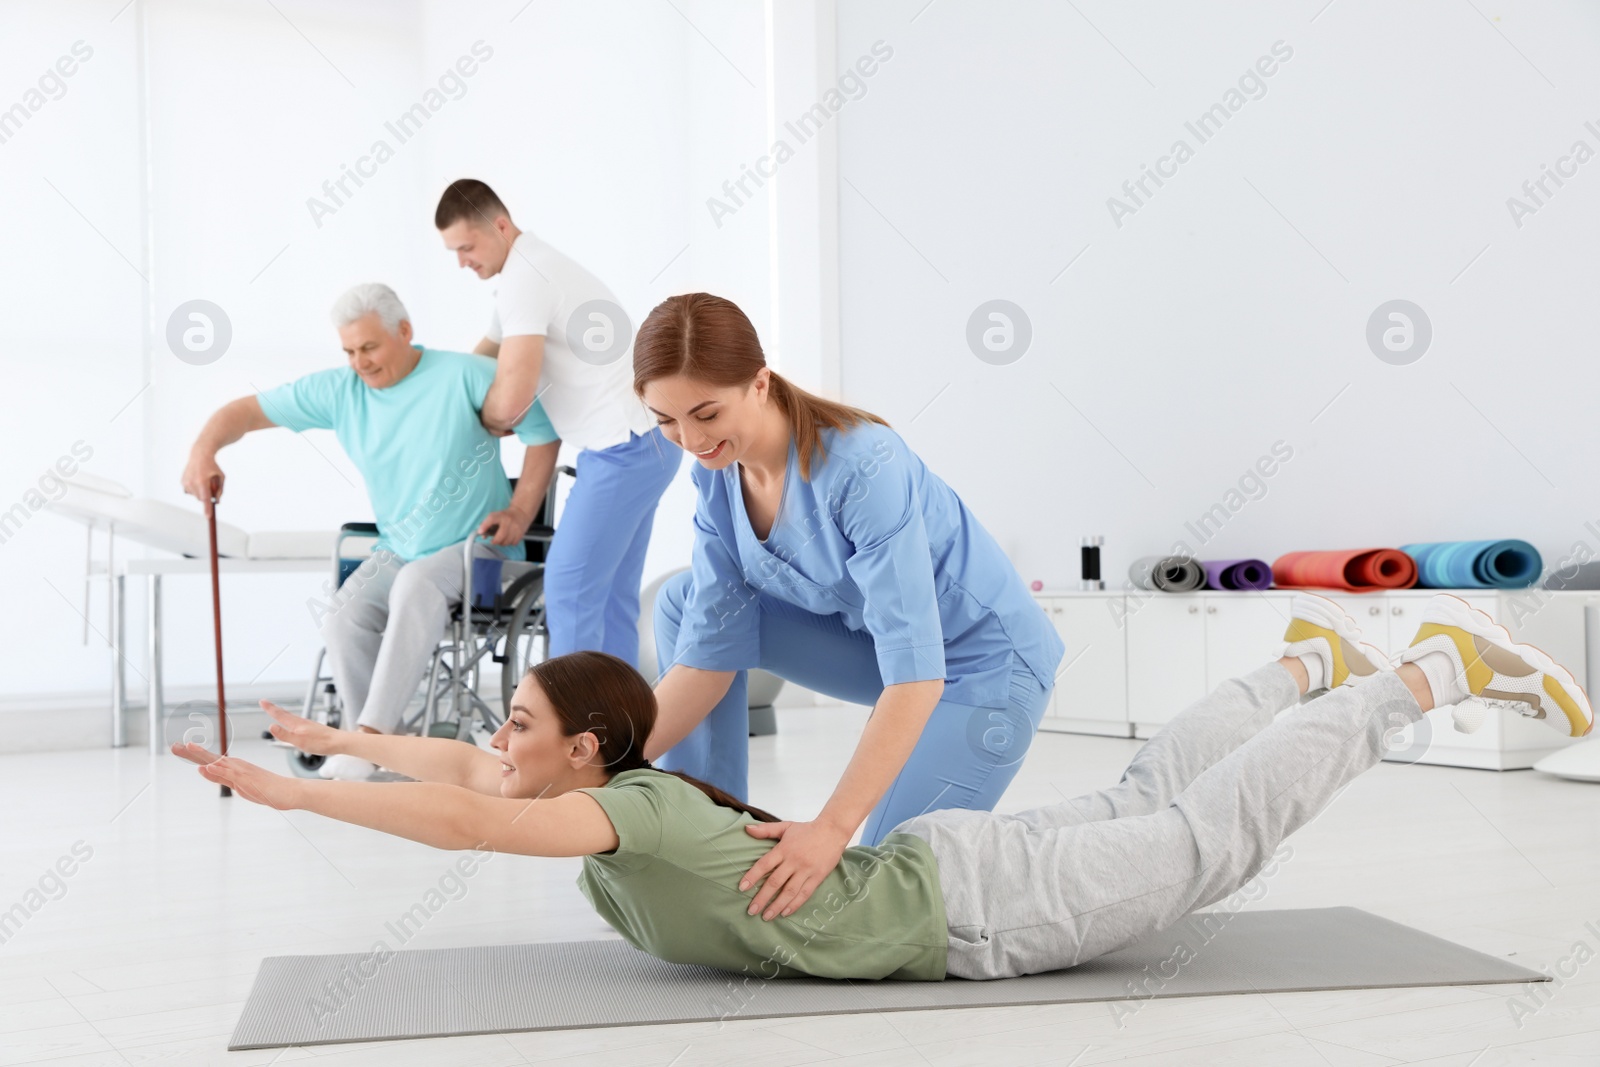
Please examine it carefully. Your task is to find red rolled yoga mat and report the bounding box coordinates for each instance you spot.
[1271,548,1418,592]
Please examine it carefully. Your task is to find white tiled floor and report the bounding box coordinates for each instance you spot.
[1,698,1597,1066]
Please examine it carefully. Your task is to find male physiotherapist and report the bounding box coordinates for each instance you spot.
[436,178,680,667]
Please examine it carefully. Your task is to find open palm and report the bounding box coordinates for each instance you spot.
[170,742,300,810]
[259,699,343,756]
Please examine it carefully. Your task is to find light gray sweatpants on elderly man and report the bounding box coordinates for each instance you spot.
[320,540,529,733]
[893,662,1425,980]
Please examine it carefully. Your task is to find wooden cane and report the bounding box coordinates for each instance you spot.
[205,476,232,798]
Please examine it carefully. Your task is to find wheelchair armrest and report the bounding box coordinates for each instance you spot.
[339,522,380,536]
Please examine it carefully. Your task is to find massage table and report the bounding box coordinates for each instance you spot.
[48,474,336,751]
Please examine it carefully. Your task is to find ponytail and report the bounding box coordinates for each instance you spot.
[764,369,888,481]
[653,767,781,823]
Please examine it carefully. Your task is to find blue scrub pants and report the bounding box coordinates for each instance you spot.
[543,428,681,668]
[651,570,1054,845]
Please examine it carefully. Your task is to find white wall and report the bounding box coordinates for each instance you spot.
[20,0,1597,710]
[0,0,171,702]
[836,0,1600,589]
[0,0,770,704]
[412,0,771,598]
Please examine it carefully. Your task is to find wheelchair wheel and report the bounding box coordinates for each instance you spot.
[500,570,548,716]
[285,682,342,778]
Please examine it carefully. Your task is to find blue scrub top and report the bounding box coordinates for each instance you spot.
[257,345,558,563]
[672,420,1063,709]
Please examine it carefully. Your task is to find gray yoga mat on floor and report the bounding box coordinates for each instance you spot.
[228,907,1545,1050]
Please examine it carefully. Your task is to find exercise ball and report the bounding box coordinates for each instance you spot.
[638,567,783,731]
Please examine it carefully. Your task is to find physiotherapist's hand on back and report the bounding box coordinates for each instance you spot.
[739,816,853,921]
[735,678,946,920]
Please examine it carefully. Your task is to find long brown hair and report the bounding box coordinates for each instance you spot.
[632,292,888,481]
[527,650,780,823]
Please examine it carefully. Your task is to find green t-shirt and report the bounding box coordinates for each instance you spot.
[575,769,948,981]
[256,345,558,562]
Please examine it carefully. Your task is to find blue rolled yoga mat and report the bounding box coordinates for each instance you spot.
[1400,540,1542,589]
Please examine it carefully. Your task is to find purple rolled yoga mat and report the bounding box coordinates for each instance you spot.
[1204,558,1274,591]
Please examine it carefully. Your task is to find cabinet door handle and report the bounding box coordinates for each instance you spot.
[1188,605,1199,614]
[1206,605,1217,614]
[1391,606,1403,616]
[1369,606,1380,616]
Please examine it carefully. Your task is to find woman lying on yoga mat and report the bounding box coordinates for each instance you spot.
[173,592,1591,981]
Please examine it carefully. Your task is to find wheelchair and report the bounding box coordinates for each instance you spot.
[277,467,574,777]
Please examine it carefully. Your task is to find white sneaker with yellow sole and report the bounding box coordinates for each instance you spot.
[1394,593,1594,738]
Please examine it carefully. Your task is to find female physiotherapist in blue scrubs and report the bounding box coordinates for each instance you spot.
[636,292,1066,921]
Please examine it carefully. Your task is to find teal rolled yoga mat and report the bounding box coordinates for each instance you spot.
[1400,540,1542,589]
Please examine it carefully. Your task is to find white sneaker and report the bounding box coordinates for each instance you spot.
[1279,593,1388,689]
[318,753,379,780]
[1394,594,1594,738]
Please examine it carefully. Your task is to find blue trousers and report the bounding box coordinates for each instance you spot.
[651,570,1054,845]
[544,428,681,668]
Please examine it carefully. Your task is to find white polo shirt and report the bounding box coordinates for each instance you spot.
[486,232,655,452]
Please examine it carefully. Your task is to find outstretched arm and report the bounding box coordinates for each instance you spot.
[261,701,505,795]
[181,396,276,502]
[172,742,619,857]
[644,664,738,758]
[740,445,949,920]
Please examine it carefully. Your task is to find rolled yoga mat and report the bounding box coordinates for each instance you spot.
[1203,558,1273,591]
[1401,540,1542,589]
[1545,560,1600,591]
[1271,548,1417,592]
[1130,555,1207,592]
[227,908,1546,1049]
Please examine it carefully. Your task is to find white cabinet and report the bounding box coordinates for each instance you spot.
[1203,596,1293,697]
[1033,587,1591,770]
[1127,594,1294,734]
[1125,597,1206,728]
[1039,596,1129,737]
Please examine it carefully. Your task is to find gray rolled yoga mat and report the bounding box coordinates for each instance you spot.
[1130,554,1207,592]
[1545,560,1600,590]
[228,907,1545,1050]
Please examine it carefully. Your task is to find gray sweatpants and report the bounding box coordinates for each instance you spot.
[320,541,529,733]
[892,662,1425,980]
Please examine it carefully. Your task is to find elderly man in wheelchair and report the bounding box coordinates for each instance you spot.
[180,282,561,780]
